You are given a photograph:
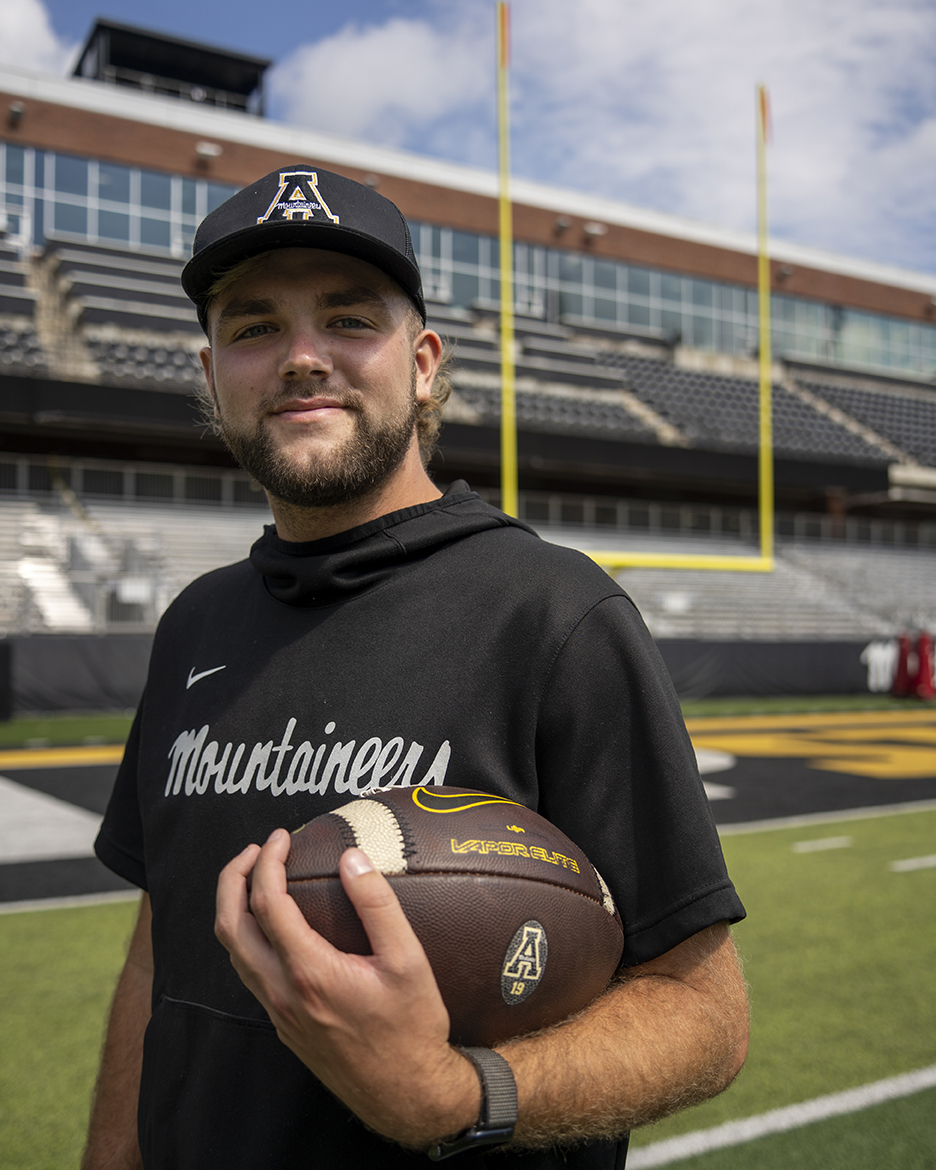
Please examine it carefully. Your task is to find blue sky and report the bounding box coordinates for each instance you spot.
[40,0,426,64]
[4,0,936,276]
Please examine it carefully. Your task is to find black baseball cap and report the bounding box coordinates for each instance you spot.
[181,164,426,328]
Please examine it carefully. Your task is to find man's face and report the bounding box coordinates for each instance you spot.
[201,248,435,510]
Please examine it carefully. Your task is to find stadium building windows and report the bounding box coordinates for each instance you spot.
[0,142,237,258]
[3,136,935,380]
[408,217,936,379]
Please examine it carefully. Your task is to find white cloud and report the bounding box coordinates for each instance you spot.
[0,0,76,74]
[269,12,493,159]
[271,0,936,272]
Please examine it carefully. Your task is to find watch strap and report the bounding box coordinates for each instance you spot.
[427,1047,517,1161]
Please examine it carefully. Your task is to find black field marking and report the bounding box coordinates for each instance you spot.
[5,718,936,907]
[708,756,936,826]
[0,763,125,903]
[0,856,134,902]
[0,764,120,815]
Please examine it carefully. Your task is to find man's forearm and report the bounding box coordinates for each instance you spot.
[217,834,749,1153]
[497,923,748,1147]
[82,894,153,1170]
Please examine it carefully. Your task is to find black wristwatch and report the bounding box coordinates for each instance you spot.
[427,1047,518,1161]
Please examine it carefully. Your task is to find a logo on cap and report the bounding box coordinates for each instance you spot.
[256,171,340,226]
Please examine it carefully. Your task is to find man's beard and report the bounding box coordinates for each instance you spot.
[217,378,420,509]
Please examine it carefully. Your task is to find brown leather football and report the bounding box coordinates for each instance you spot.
[285,786,624,1046]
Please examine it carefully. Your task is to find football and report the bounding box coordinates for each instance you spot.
[284,786,624,1046]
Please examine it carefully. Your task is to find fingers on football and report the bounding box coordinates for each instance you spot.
[247,829,318,952]
[338,847,433,979]
[214,842,261,944]
[214,841,282,996]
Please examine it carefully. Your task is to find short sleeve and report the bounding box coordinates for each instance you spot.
[535,594,745,967]
[95,697,148,891]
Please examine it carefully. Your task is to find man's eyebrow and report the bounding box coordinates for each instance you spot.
[215,287,392,326]
[315,286,392,312]
[215,297,278,326]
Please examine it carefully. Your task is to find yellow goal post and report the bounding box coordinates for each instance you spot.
[495,24,774,576]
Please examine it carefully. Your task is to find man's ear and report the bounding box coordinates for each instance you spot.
[413,329,443,402]
[199,347,220,418]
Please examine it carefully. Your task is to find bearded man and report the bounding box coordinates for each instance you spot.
[84,166,748,1170]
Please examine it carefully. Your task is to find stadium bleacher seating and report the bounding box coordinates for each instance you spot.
[26,240,203,390]
[3,487,934,642]
[0,240,46,374]
[45,242,198,333]
[588,351,892,464]
[794,372,936,468]
[0,493,269,634]
[2,239,930,476]
[611,548,899,641]
[3,237,936,655]
[85,336,203,390]
[429,310,904,465]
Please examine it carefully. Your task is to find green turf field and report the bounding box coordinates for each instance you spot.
[0,898,140,1170]
[680,693,936,717]
[1,695,932,751]
[630,806,936,1164]
[645,1086,936,1170]
[0,712,134,750]
[1,778,934,1167]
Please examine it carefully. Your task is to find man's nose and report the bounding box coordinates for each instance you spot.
[278,330,333,380]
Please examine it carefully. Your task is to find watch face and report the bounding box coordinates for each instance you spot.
[428,1125,516,1161]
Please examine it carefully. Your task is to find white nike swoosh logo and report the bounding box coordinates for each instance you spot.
[186,665,226,690]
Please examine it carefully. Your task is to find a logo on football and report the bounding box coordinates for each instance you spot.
[412,789,521,814]
[501,920,548,1006]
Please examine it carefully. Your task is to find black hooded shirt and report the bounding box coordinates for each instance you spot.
[96,482,744,1169]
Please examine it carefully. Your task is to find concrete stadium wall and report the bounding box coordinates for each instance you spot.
[11,634,153,713]
[3,633,880,714]
[656,639,872,699]
[0,641,11,720]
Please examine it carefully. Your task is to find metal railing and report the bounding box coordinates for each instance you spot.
[474,488,936,550]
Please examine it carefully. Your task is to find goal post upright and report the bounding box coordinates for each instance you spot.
[497,1,519,518]
[588,87,775,575]
[490,25,775,572]
[756,83,775,565]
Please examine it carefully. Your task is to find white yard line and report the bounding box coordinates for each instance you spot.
[791,836,853,853]
[889,854,936,872]
[0,890,140,916]
[703,783,736,801]
[628,1065,936,1168]
[718,799,936,836]
[695,749,736,776]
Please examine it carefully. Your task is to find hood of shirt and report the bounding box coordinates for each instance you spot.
[248,482,537,608]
